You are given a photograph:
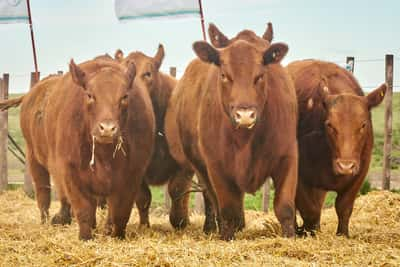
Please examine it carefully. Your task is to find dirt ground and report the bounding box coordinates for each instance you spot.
[0,189,399,266]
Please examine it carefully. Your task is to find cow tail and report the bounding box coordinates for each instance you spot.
[0,95,24,111]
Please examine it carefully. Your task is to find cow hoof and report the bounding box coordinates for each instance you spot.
[51,213,72,225]
[79,232,93,241]
[138,222,150,229]
[170,216,189,230]
[336,232,350,238]
[220,232,235,241]
[203,220,217,234]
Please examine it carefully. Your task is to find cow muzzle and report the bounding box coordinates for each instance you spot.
[95,120,120,144]
[334,159,359,176]
[232,108,257,129]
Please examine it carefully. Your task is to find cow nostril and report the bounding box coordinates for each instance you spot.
[249,111,256,119]
[111,126,116,132]
[235,112,242,120]
[99,124,104,131]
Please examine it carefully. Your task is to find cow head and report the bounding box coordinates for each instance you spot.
[321,83,386,176]
[69,59,136,144]
[208,22,273,49]
[121,44,165,96]
[193,40,288,129]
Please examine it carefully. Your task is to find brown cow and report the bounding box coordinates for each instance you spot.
[287,60,386,237]
[1,59,155,240]
[165,39,298,240]
[116,45,211,231]
[208,22,273,49]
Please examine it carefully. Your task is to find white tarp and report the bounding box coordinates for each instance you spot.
[115,0,199,21]
[0,0,28,24]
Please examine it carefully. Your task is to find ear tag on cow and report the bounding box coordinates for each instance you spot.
[272,52,276,59]
[323,86,329,93]
[380,91,384,97]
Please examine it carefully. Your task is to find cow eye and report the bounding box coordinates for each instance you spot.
[86,93,95,103]
[325,121,336,134]
[221,72,231,83]
[254,74,263,84]
[360,122,367,131]
[143,72,152,79]
[120,94,129,106]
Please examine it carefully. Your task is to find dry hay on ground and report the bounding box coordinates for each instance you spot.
[0,189,399,266]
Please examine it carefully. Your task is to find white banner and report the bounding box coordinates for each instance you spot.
[0,0,28,24]
[115,0,199,21]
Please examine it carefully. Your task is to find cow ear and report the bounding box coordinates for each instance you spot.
[193,41,220,66]
[262,22,273,42]
[263,43,288,65]
[69,59,87,88]
[208,23,230,48]
[366,83,387,109]
[153,44,165,70]
[115,49,124,62]
[125,61,137,89]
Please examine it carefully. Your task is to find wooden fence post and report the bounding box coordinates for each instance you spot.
[262,178,270,212]
[346,56,355,73]
[382,55,393,190]
[24,72,40,197]
[163,67,177,209]
[0,74,9,192]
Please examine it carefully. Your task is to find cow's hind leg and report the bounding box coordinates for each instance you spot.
[271,153,298,238]
[27,151,51,224]
[295,180,326,236]
[136,181,151,227]
[168,169,192,230]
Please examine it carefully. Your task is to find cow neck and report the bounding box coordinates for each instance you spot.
[150,75,171,135]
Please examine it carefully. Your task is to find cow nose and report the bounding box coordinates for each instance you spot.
[233,108,257,129]
[98,121,118,137]
[335,159,357,175]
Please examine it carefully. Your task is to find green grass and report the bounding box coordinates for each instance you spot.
[5,93,400,211]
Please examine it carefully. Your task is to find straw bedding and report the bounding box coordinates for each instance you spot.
[0,189,399,266]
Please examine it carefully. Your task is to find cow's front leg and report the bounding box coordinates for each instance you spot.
[272,152,298,238]
[209,169,244,241]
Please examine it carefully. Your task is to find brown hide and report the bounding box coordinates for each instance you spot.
[117,46,195,230]
[208,22,273,49]
[287,59,386,237]
[166,40,298,240]
[19,59,155,240]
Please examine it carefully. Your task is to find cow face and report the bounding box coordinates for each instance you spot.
[193,40,288,129]
[69,59,136,144]
[208,22,273,49]
[322,84,386,176]
[122,44,164,96]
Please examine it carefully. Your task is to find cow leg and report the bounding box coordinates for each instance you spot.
[335,188,358,237]
[51,184,72,225]
[209,169,244,241]
[271,154,298,238]
[64,180,96,240]
[295,180,326,235]
[136,181,151,227]
[203,190,218,233]
[27,152,51,224]
[107,186,136,239]
[168,170,192,230]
